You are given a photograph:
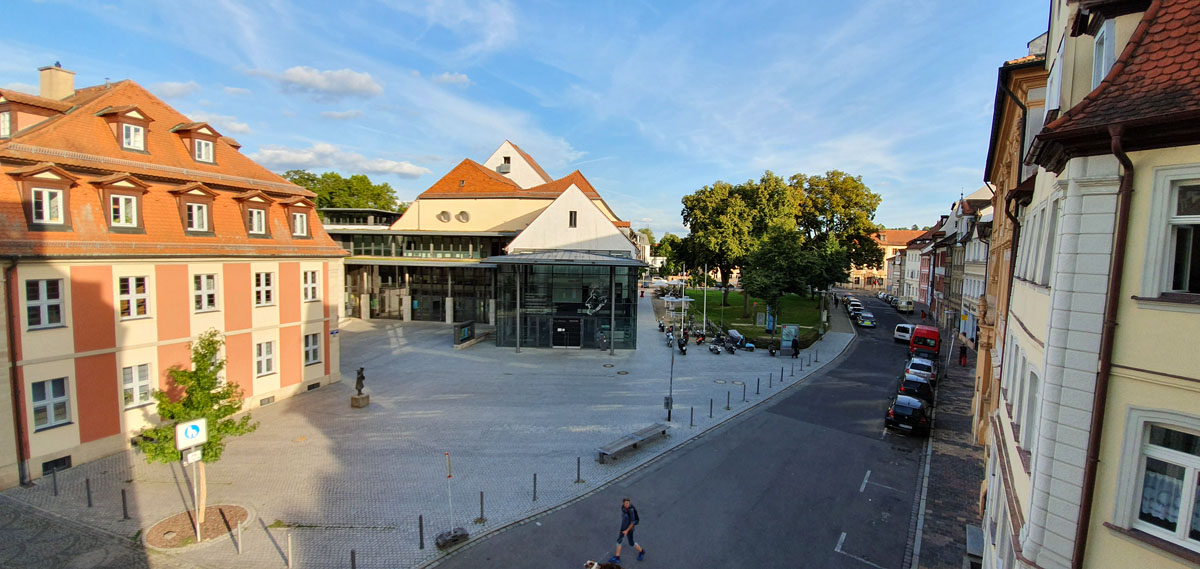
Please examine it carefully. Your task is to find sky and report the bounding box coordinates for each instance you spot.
[3,0,1049,237]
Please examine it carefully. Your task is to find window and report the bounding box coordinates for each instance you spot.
[302,270,319,302]
[110,194,137,227]
[254,272,274,306]
[193,274,218,312]
[303,333,320,365]
[31,188,63,224]
[26,279,63,329]
[1047,36,1064,113]
[122,363,152,408]
[503,156,511,164]
[1170,185,1200,293]
[32,377,69,429]
[1038,200,1059,286]
[569,210,577,228]
[0,111,10,138]
[1134,425,1200,549]
[1093,20,1116,90]
[194,139,213,163]
[118,276,148,318]
[255,341,275,376]
[186,202,208,232]
[292,212,308,236]
[122,123,145,151]
[247,208,266,235]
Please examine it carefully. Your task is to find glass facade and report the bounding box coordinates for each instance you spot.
[335,234,509,259]
[495,265,637,349]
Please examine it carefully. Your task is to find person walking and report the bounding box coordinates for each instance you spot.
[960,344,968,366]
[790,336,800,359]
[610,498,645,563]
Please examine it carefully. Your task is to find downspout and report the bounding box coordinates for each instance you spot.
[4,258,29,485]
[1071,123,1134,569]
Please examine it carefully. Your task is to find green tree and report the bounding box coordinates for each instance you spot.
[740,228,816,323]
[282,170,406,212]
[654,232,684,276]
[636,227,655,248]
[680,181,754,306]
[792,170,885,271]
[133,330,258,523]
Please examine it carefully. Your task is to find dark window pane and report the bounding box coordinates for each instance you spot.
[1177,185,1200,216]
[46,304,61,324]
[1148,425,1200,457]
[46,280,59,299]
[27,306,41,327]
[26,281,40,301]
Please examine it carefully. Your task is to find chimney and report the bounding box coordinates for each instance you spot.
[39,64,76,100]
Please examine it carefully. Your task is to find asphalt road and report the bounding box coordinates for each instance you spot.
[429,294,923,569]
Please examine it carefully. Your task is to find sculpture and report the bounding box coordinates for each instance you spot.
[355,367,365,396]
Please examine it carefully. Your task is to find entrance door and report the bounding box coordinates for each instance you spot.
[552,318,581,348]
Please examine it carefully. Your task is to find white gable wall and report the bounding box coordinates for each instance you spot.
[482,141,550,189]
[507,185,637,256]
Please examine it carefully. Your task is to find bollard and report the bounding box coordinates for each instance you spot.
[121,488,130,520]
[709,398,713,418]
[287,532,293,568]
[756,377,760,394]
[808,353,812,366]
[52,468,58,497]
[576,457,583,484]
[725,391,731,411]
[781,367,784,383]
[690,406,694,428]
[419,515,425,549]
[769,374,773,388]
[800,357,804,371]
[815,349,819,362]
[351,549,357,569]
[475,491,487,524]
[86,478,92,508]
[791,363,795,377]
[533,473,537,502]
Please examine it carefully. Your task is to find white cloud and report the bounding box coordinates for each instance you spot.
[151,80,201,98]
[433,72,471,86]
[252,66,383,98]
[249,142,433,178]
[321,110,363,120]
[187,111,252,134]
[386,0,517,61]
[1,82,38,94]
[223,86,252,95]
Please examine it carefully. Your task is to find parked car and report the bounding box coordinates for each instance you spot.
[896,298,914,313]
[885,395,931,436]
[909,325,940,359]
[856,311,877,327]
[894,324,914,343]
[897,373,935,404]
[890,296,900,307]
[905,356,939,386]
[847,301,864,317]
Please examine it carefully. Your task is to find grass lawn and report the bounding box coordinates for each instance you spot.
[661,290,824,346]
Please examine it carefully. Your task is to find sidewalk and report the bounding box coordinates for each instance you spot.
[911,298,986,569]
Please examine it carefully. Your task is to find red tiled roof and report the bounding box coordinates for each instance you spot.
[1031,0,1200,171]
[0,89,74,112]
[876,229,926,247]
[416,159,523,198]
[522,170,602,199]
[506,140,553,184]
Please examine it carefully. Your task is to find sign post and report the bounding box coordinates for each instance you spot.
[175,418,208,541]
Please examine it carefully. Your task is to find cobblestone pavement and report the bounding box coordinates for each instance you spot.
[1,292,852,569]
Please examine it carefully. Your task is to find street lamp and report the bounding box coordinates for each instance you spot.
[667,343,674,422]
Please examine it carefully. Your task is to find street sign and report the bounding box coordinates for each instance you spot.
[664,396,673,410]
[961,314,968,321]
[181,449,202,465]
[175,418,208,451]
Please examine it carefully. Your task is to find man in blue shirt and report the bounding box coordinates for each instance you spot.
[610,498,645,563]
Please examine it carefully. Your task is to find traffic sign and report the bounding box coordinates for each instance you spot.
[182,449,202,465]
[175,418,208,451]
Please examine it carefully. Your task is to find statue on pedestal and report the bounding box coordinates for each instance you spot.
[355,367,365,396]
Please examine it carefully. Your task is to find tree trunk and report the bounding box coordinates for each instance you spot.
[198,461,207,524]
[720,270,730,307]
[742,289,750,318]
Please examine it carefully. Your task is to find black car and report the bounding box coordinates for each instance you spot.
[886,395,930,435]
[896,373,935,404]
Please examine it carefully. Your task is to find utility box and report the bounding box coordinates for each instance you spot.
[453,321,475,345]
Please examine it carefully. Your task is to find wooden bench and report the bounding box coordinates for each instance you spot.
[597,423,670,463]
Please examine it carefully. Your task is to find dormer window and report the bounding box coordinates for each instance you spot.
[171,122,221,165]
[280,196,315,239]
[195,139,214,163]
[122,123,145,150]
[233,189,275,238]
[248,209,266,234]
[92,173,149,233]
[292,212,308,236]
[0,111,10,138]
[97,106,153,153]
[32,188,63,224]
[169,182,217,235]
[7,162,79,231]
[111,194,136,226]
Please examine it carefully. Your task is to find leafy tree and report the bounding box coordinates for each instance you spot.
[680,181,754,306]
[911,224,919,231]
[740,228,816,324]
[134,330,258,523]
[654,232,684,276]
[636,227,655,248]
[282,170,406,213]
[792,170,885,271]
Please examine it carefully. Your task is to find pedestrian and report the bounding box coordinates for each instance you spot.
[921,310,926,321]
[791,336,800,359]
[960,344,968,366]
[610,498,645,563]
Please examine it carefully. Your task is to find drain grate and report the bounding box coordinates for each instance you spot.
[617,371,629,375]
[603,364,615,368]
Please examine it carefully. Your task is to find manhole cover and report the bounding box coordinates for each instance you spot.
[731,381,744,385]
[603,364,615,368]
[617,371,629,375]
[713,379,727,384]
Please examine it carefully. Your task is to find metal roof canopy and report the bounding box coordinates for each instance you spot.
[485,250,646,267]
[345,258,498,268]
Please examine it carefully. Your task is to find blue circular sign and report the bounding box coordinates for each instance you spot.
[184,425,200,440]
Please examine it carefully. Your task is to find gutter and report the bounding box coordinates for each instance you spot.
[1071,123,1134,569]
[4,258,29,485]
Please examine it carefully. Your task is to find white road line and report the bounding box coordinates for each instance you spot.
[835,531,847,552]
[860,470,871,493]
[868,480,901,493]
[834,531,889,569]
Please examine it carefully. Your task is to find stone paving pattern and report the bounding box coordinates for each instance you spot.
[0,293,852,569]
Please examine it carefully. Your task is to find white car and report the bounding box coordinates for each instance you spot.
[905,356,939,385]
[894,324,914,343]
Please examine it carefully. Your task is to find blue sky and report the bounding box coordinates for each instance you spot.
[3,0,1047,237]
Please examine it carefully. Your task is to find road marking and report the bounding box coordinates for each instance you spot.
[860,470,871,492]
[835,531,889,569]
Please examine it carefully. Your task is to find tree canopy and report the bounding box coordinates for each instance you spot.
[283,170,408,213]
[636,227,655,247]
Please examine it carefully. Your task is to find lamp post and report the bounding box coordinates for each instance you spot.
[668,347,674,422]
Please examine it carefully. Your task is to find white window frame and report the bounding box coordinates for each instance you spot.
[122,123,145,151]
[186,202,209,232]
[0,110,10,138]
[1113,408,1200,553]
[193,273,218,312]
[303,333,321,365]
[122,363,153,408]
[254,272,274,306]
[118,276,149,319]
[1092,19,1116,90]
[31,187,64,224]
[1140,164,1200,303]
[302,270,319,302]
[26,278,64,329]
[292,212,308,236]
[248,208,266,235]
[255,341,275,376]
[32,377,70,429]
[1038,199,1060,286]
[110,194,137,227]
[1046,36,1064,112]
[194,138,214,163]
